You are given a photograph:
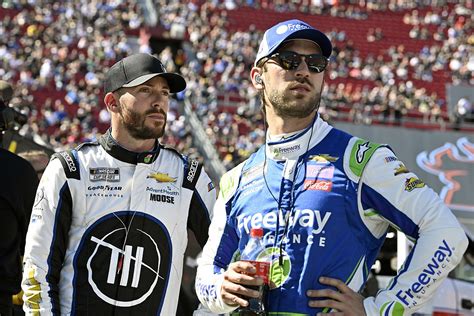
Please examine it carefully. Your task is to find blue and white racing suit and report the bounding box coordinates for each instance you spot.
[195,116,468,315]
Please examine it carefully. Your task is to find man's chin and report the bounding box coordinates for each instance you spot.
[130,128,165,140]
[145,122,166,137]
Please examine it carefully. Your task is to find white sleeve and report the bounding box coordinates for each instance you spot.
[195,196,240,314]
[359,147,468,315]
[195,168,243,314]
[22,158,71,314]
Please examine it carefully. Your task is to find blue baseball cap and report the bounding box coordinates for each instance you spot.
[254,19,332,66]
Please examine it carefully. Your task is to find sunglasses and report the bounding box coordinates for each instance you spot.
[268,51,329,73]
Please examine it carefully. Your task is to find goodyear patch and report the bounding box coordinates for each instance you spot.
[404,177,425,192]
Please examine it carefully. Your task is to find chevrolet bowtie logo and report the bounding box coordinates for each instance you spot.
[147,173,177,183]
[309,154,339,163]
[394,163,410,176]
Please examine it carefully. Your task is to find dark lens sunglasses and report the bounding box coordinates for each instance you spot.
[269,51,329,73]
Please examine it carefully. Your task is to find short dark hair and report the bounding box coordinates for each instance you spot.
[113,87,126,97]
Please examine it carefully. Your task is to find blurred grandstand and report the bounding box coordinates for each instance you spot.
[0,0,473,179]
[1,1,473,314]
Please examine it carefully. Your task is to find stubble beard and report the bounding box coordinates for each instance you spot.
[267,87,320,118]
[119,106,167,140]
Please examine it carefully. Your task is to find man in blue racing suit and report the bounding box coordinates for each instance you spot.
[195,19,468,315]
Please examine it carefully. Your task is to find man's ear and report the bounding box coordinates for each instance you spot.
[250,67,264,90]
[104,92,119,112]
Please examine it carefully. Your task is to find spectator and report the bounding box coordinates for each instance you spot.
[18,150,50,180]
[10,150,50,313]
[453,96,472,128]
[0,81,39,316]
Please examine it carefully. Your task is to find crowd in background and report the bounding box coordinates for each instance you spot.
[1,0,140,148]
[159,0,472,167]
[0,0,472,169]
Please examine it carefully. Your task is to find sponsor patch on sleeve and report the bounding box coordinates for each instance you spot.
[384,156,398,163]
[394,163,410,176]
[349,139,382,177]
[404,177,425,192]
[207,181,215,191]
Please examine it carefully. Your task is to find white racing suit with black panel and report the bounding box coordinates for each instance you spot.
[195,116,468,315]
[22,130,216,315]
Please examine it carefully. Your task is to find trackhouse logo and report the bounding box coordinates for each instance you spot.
[88,235,158,304]
[73,211,171,314]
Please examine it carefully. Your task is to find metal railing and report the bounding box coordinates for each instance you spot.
[182,99,227,183]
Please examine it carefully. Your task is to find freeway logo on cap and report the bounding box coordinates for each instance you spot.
[276,22,311,35]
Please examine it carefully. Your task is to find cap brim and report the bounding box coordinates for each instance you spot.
[284,29,332,58]
[122,73,186,93]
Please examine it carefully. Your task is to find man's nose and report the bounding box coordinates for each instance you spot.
[294,57,311,78]
[151,93,166,107]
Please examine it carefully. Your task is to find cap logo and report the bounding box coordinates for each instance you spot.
[288,23,311,32]
[276,25,289,34]
[276,23,311,35]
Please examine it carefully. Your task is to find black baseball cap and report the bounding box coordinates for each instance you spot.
[104,53,186,94]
